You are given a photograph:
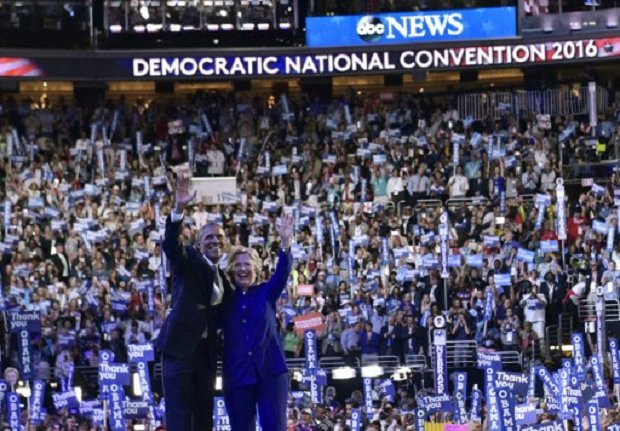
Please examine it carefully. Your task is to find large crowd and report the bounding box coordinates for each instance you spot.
[1,87,620,430]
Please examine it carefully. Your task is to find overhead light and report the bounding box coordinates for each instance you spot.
[140,5,150,20]
[361,365,384,378]
[133,425,146,431]
[169,23,181,31]
[279,23,291,29]
[215,376,222,390]
[607,17,618,27]
[332,367,356,380]
[221,23,234,30]
[109,24,123,32]
[207,24,219,30]
[74,386,82,402]
[257,23,270,30]
[146,23,163,31]
[133,25,146,32]
[241,23,255,30]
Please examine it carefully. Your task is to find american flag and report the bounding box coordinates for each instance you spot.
[0,57,43,77]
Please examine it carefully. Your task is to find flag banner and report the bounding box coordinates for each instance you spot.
[363,378,373,419]
[572,333,586,380]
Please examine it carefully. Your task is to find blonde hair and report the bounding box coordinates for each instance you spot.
[226,246,263,286]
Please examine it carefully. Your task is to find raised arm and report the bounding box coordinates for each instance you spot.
[162,165,196,269]
[267,214,294,303]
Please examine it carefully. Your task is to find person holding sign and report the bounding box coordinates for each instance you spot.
[156,165,232,431]
[220,214,293,431]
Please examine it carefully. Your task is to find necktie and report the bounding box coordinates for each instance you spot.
[212,267,224,305]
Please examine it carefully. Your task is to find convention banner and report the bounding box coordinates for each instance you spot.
[414,408,426,431]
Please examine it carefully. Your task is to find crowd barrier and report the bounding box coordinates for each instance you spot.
[457,85,608,120]
[579,298,620,322]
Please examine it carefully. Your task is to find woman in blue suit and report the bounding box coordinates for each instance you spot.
[221,214,293,431]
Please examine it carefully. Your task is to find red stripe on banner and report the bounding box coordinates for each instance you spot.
[3,63,40,77]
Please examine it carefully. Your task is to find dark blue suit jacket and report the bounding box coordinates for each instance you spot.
[156,216,231,360]
[220,249,292,391]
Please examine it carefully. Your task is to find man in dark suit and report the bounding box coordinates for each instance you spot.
[51,241,71,284]
[156,166,232,431]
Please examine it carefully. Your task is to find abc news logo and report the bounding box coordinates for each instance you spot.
[356,16,385,42]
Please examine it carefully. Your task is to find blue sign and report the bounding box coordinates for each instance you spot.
[587,399,602,431]
[497,388,516,431]
[350,408,362,431]
[304,330,318,374]
[109,384,126,431]
[470,389,482,422]
[306,8,517,47]
[496,371,529,398]
[434,329,448,395]
[363,378,373,419]
[572,333,586,380]
[214,397,230,430]
[414,408,426,431]
[609,338,620,384]
[7,392,20,431]
[30,380,45,425]
[127,343,155,363]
